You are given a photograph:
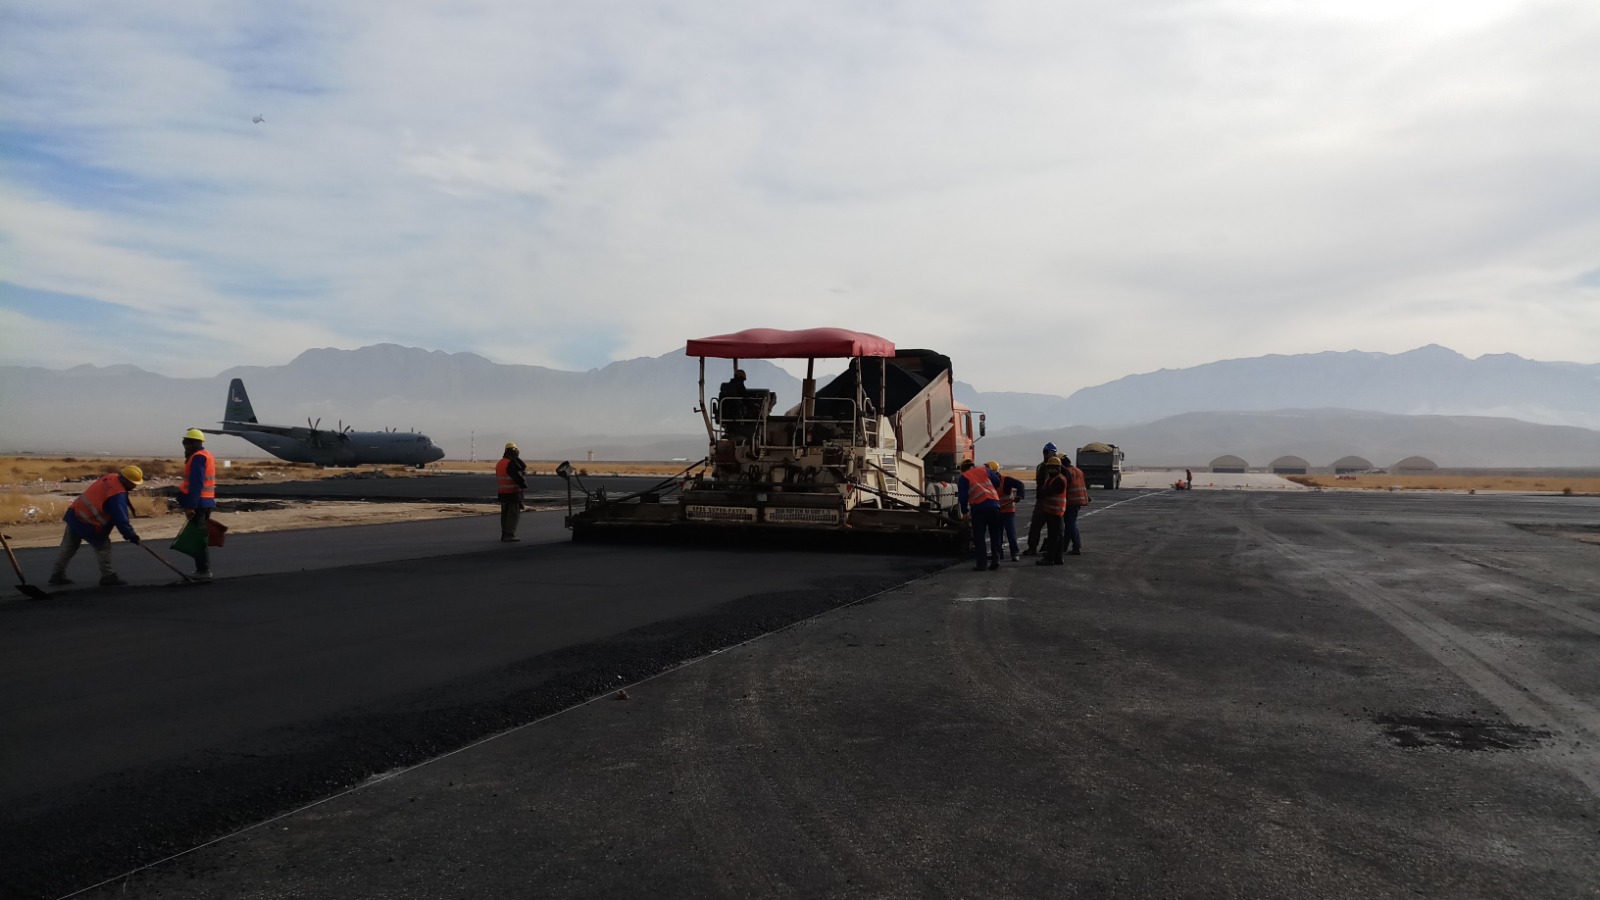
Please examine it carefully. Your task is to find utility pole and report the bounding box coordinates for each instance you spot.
[470,430,475,463]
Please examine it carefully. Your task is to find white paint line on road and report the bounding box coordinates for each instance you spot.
[1079,489,1171,519]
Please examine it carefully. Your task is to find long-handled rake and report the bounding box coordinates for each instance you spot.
[139,543,201,585]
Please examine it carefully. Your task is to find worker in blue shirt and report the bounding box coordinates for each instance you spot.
[987,460,1027,562]
[958,459,1005,571]
[50,466,145,587]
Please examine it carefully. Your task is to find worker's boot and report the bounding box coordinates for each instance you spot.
[48,572,73,585]
[193,569,213,582]
[1020,547,1037,557]
[99,574,129,587]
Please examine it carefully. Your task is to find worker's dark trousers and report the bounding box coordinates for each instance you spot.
[188,508,212,573]
[971,506,1003,568]
[500,493,522,537]
[1044,516,1064,564]
[1026,504,1049,552]
[1064,506,1082,553]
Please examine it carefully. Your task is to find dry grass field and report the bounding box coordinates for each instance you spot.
[1,456,327,485]
[1286,473,1600,495]
[1,456,349,529]
[0,490,172,527]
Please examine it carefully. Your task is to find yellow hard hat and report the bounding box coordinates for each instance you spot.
[183,428,205,441]
[1046,455,1063,467]
[505,442,518,451]
[120,465,145,485]
[985,460,1000,471]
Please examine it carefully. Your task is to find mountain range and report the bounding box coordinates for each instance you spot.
[2,344,1596,467]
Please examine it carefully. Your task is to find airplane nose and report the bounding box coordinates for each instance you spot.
[429,445,446,462]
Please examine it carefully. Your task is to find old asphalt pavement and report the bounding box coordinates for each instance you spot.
[5,489,1600,898]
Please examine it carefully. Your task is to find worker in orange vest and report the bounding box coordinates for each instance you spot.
[1035,456,1068,565]
[1022,441,1058,556]
[958,459,1004,571]
[496,442,528,542]
[178,428,218,581]
[987,460,1026,562]
[49,466,145,586]
[1063,454,1092,556]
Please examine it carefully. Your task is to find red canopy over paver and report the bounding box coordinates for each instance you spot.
[685,327,895,359]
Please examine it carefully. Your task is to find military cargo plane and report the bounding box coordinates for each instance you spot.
[201,378,446,467]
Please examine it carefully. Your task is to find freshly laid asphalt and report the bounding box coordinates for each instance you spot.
[4,489,1600,898]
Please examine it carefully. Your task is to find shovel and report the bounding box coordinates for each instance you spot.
[0,532,53,600]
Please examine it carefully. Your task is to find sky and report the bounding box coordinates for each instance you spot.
[3,0,1599,393]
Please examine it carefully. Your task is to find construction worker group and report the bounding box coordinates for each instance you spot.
[43,429,520,589]
[48,428,219,587]
[958,441,1089,572]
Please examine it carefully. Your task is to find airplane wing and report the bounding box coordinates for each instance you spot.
[206,423,295,438]
[205,423,330,440]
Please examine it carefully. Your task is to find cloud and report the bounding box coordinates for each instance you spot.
[2,0,1598,387]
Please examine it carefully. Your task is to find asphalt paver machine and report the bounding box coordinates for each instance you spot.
[565,327,983,552]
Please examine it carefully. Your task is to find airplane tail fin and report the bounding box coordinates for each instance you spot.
[224,378,258,424]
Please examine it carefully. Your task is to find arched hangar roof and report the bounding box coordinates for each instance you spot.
[1332,455,1374,472]
[1210,455,1248,471]
[1394,456,1438,471]
[1270,455,1309,470]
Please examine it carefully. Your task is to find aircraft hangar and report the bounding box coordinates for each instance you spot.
[1210,455,1248,473]
[1332,455,1375,474]
[1270,455,1309,475]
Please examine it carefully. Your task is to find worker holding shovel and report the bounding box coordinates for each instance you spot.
[49,466,146,587]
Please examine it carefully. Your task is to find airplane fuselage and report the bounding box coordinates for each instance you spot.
[218,428,447,467]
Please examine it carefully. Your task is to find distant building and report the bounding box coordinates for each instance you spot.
[1332,455,1375,474]
[1393,455,1438,472]
[1270,455,1309,475]
[1210,455,1248,473]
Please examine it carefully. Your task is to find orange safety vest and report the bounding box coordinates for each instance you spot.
[1040,474,1067,516]
[495,458,520,495]
[70,473,128,530]
[1066,466,1090,507]
[179,449,216,500]
[962,466,1000,506]
[999,486,1017,514]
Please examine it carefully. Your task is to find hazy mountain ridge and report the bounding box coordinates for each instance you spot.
[3,344,1597,466]
[0,346,800,457]
[983,409,1600,469]
[1049,345,1600,430]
